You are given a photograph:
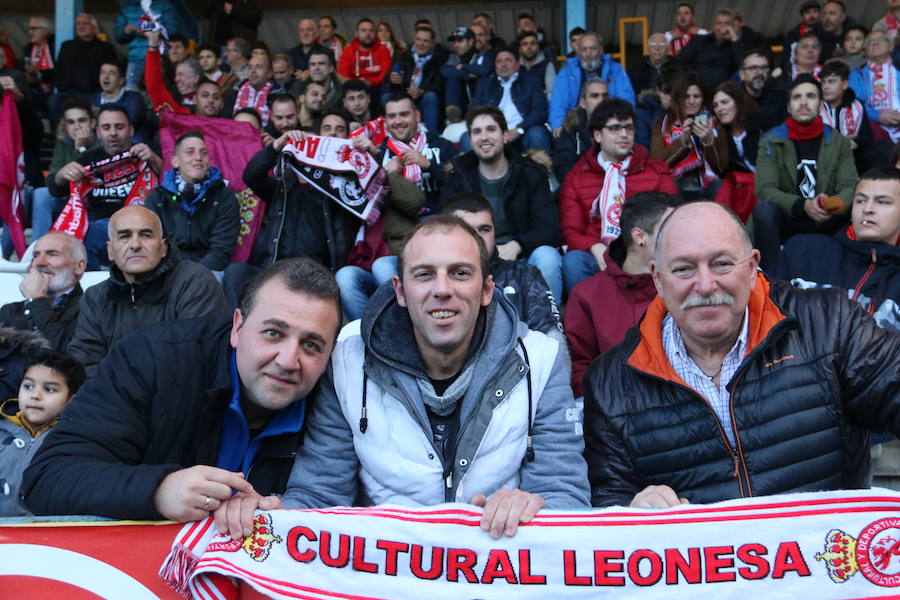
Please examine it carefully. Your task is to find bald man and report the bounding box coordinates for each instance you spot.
[286,18,333,79]
[67,206,228,375]
[584,201,900,508]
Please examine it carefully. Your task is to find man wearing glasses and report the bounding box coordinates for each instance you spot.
[850,31,900,144]
[738,49,787,131]
[584,200,900,508]
[559,98,676,295]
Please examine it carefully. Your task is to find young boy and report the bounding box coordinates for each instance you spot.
[0,350,85,516]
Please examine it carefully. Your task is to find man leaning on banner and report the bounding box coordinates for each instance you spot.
[583,201,900,509]
[216,214,589,541]
[49,103,162,270]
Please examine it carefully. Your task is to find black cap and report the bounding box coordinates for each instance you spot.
[799,1,821,14]
[448,26,474,42]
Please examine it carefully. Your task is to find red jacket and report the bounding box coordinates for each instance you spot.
[337,38,391,87]
[559,144,677,251]
[563,244,657,397]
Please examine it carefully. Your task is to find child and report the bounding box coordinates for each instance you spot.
[0,349,85,516]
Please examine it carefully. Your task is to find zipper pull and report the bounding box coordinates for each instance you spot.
[445,471,453,489]
[732,454,740,478]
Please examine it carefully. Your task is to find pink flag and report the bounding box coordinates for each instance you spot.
[0,90,26,258]
[159,112,265,263]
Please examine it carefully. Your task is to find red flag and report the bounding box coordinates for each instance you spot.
[0,89,26,258]
[159,112,265,263]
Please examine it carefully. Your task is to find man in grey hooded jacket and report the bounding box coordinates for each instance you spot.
[214,215,588,540]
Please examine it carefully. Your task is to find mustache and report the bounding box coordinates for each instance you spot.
[681,291,735,309]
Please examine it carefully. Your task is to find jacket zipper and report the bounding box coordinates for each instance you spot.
[850,247,877,303]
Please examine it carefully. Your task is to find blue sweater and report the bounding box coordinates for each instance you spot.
[549,55,635,129]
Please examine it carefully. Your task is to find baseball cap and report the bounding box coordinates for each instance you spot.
[799,1,821,14]
[448,26,474,41]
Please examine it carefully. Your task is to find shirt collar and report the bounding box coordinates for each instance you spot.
[666,307,750,368]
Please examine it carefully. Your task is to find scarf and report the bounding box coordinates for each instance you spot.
[29,41,53,71]
[385,125,427,185]
[661,115,717,185]
[52,152,159,239]
[820,100,864,138]
[791,62,822,80]
[416,362,476,416]
[591,153,632,246]
[235,80,273,126]
[786,116,824,140]
[410,51,432,89]
[865,60,900,141]
[351,116,387,146]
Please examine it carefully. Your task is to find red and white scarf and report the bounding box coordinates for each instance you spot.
[351,116,387,146]
[661,115,717,185]
[820,100,864,138]
[864,60,900,141]
[665,27,708,56]
[385,125,427,185]
[51,152,158,239]
[28,42,53,71]
[591,153,631,246]
[234,80,273,126]
[791,63,822,80]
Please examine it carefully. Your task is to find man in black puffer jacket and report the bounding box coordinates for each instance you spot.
[585,201,900,508]
[776,167,900,332]
[24,259,341,522]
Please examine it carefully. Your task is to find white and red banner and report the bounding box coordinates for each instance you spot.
[0,89,26,258]
[162,489,900,599]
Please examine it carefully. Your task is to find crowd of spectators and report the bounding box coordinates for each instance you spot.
[0,1,898,537]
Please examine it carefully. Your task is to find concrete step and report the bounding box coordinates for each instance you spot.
[872,439,900,492]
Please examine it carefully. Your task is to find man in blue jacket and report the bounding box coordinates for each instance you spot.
[549,31,634,136]
[468,48,549,152]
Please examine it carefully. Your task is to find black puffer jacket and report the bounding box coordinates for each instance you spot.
[440,148,560,255]
[584,275,900,507]
[67,253,228,376]
[24,318,307,519]
[776,226,900,332]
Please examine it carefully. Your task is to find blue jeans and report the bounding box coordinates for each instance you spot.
[443,77,469,114]
[459,125,551,153]
[526,245,562,304]
[84,218,112,271]
[31,187,67,241]
[562,249,600,297]
[125,60,145,91]
[335,256,398,321]
[418,90,440,135]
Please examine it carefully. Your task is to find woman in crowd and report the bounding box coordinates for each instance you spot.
[712,80,760,221]
[650,70,727,200]
[376,22,406,57]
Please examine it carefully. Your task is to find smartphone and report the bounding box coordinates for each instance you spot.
[694,111,710,126]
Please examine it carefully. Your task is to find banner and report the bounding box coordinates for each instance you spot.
[0,520,183,599]
[51,152,158,239]
[280,136,387,225]
[0,89,26,257]
[159,112,265,263]
[162,489,900,599]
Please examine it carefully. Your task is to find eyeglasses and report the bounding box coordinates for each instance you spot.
[603,124,635,135]
[648,42,667,47]
[866,38,890,46]
[742,65,769,72]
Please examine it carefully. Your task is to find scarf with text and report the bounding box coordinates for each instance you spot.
[28,42,53,71]
[865,60,900,141]
[385,124,428,185]
[235,80,273,126]
[161,490,900,600]
[820,100,864,138]
[351,116,388,147]
[51,152,158,239]
[662,115,717,185]
[665,27,708,55]
[591,153,632,246]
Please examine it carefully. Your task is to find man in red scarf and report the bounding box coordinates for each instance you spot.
[754,74,857,272]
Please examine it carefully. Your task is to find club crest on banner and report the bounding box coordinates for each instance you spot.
[206,513,282,563]
[817,518,900,587]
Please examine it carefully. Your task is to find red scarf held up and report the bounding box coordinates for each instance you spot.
[786,116,824,141]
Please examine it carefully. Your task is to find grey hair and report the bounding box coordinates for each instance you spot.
[653,201,752,264]
[42,231,87,265]
[581,31,604,47]
[32,17,52,31]
[178,57,203,79]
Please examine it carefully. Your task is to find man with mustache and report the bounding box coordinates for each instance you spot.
[0,233,87,352]
[753,74,858,272]
[66,206,228,376]
[584,200,900,508]
[737,50,787,131]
